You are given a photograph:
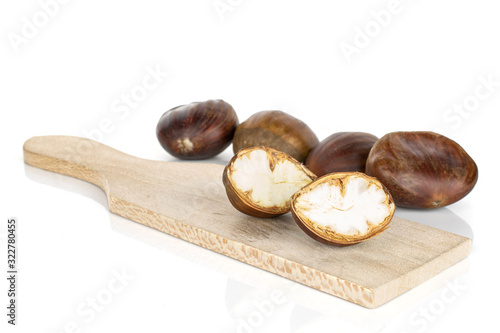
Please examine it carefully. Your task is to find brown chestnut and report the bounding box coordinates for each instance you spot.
[305,132,378,176]
[156,99,238,159]
[291,172,395,246]
[232,111,319,163]
[223,146,316,217]
[366,131,478,209]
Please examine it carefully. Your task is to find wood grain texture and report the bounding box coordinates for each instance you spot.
[23,135,472,308]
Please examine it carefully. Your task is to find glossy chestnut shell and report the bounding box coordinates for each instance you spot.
[306,132,378,176]
[156,99,238,159]
[232,111,319,163]
[365,131,478,209]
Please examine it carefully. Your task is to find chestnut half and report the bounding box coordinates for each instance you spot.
[223,146,316,217]
[366,131,478,209]
[156,99,238,159]
[291,172,395,246]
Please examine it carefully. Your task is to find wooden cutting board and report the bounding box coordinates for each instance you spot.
[23,135,471,308]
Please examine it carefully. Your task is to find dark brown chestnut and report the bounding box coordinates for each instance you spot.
[305,132,378,176]
[156,99,238,159]
[365,131,478,209]
[232,111,319,163]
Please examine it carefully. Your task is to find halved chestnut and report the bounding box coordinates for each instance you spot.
[291,172,395,246]
[223,147,317,217]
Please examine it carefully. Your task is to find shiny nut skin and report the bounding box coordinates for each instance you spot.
[156,99,238,159]
[232,111,319,163]
[366,131,478,209]
[305,132,378,176]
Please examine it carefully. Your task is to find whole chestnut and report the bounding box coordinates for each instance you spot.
[305,132,378,176]
[365,131,478,209]
[232,111,319,163]
[156,99,238,159]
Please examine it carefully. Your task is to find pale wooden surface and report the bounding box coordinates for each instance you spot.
[23,135,471,308]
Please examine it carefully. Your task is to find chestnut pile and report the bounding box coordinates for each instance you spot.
[157,99,478,246]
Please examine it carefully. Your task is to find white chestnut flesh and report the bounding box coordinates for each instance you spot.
[223,147,316,217]
[291,172,395,246]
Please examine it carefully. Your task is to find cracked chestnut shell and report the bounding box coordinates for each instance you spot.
[366,131,478,209]
[232,111,319,163]
[156,99,238,159]
[306,132,378,176]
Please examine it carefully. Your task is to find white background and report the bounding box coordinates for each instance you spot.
[1,0,499,332]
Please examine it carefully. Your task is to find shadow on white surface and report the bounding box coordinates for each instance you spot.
[24,163,473,332]
[395,207,474,241]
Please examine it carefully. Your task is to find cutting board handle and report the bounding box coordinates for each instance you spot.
[23,135,134,196]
